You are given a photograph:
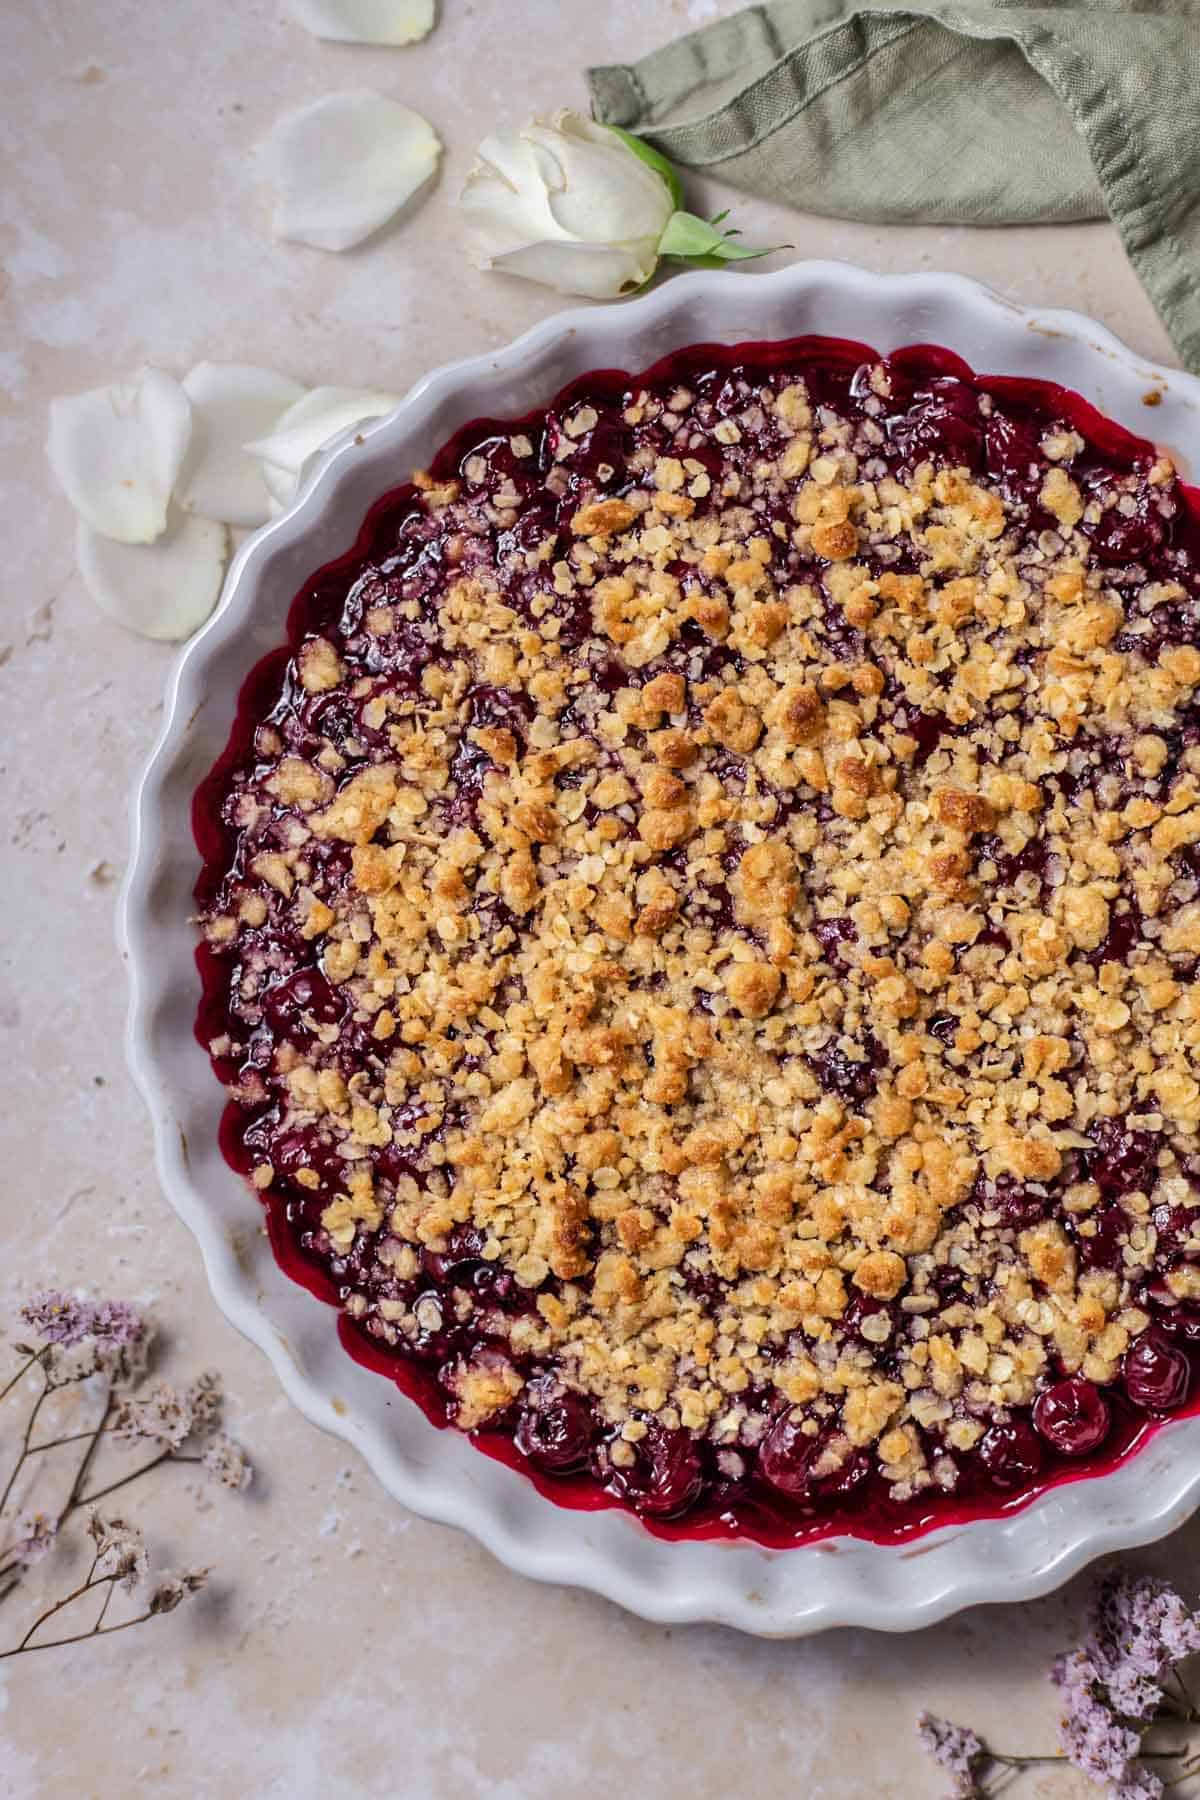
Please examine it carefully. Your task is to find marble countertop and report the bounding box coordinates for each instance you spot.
[2,3,1195,1794]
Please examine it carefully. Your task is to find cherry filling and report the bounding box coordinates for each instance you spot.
[1122,1330,1191,1412]
[1032,1378,1112,1457]
[195,332,1200,1549]
[600,1421,704,1518]
[978,1419,1045,1492]
[758,1414,871,1505]
[514,1381,593,1473]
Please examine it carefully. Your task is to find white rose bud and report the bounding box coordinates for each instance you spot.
[460,110,676,300]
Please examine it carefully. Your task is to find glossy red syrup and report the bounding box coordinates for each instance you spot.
[195,333,1200,1547]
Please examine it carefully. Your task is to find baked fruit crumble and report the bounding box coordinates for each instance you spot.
[195,335,1200,1543]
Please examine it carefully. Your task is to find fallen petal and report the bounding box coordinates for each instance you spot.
[47,368,191,544]
[286,0,435,45]
[262,91,441,252]
[244,386,399,507]
[177,362,306,528]
[76,508,228,640]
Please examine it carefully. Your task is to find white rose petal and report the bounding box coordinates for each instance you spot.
[286,0,435,45]
[245,386,400,508]
[260,459,297,512]
[460,110,674,300]
[76,508,228,641]
[47,368,191,544]
[176,362,306,528]
[262,91,441,252]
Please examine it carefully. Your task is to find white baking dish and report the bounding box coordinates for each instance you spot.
[120,260,1200,1635]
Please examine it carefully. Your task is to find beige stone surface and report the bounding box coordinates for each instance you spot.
[1,2,1196,1795]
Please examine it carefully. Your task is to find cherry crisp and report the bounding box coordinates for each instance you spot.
[196,336,1200,1542]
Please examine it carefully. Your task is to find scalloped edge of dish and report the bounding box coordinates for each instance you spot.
[121,259,1200,1635]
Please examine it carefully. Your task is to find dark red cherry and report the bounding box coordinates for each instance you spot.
[1076,1205,1129,1272]
[1151,1204,1200,1259]
[604,1422,704,1518]
[983,1174,1052,1231]
[1032,1378,1111,1457]
[262,967,345,1038]
[405,1305,461,1364]
[812,915,857,969]
[894,706,952,765]
[515,1390,594,1472]
[758,1415,870,1504]
[420,1224,489,1284]
[890,378,984,470]
[1123,1328,1191,1411]
[758,1412,821,1498]
[1086,1119,1158,1198]
[1089,501,1165,564]
[977,1419,1044,1491]
[270,1126,330,1181]
[1152,1301,1200,1345]
[1088,907,1142,970]
[465,681,536,734]
[807,1041,882,1105]
[984,410,1042,491]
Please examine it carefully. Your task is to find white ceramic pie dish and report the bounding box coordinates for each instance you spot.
[121,259,1200,1636]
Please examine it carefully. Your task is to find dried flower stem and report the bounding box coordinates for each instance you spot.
[0,1550,163,1662]
[0,1372,51,1517]
[0,1607,166,1661]
[0,1294,249,1661]
[63,1396,113,1517]
[1164,1741,1200,1784]
[26,1428,110,1454]
[72,1451,199,1511]
[0,1352,42,1406]
[994,1749,1182,1768]
[92,1579,116,1634]
[12,1549,103,1651]
[28,1428,210,1458]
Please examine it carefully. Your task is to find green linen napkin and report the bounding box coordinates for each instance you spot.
[587,0,1200,369]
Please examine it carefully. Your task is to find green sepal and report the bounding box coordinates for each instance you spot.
[657,209,785,264]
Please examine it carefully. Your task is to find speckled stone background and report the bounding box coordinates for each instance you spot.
[2,3,1197,1795]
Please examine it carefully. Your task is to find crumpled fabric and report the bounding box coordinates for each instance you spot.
[588,0,1200,367]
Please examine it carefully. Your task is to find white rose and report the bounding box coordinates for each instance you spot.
[459,110,676,300]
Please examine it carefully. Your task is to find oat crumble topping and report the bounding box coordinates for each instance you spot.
[197,340,1200,1532]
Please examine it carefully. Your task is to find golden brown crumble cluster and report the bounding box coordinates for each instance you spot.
[201,358,1200,1508]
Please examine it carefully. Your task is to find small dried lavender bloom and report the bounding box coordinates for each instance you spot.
[201,1434,252,1491]
[89,1300,144,1348]
[184,1372,223,1437]
[915,1712,986,1799]
[1051,1649,1154,1795]
[148,1568,208,1615]
[19,1290,96,1346]
[42,1341,99,1388]
[113,1383,194,1451]
[1087,1570,1200,1719]
[89,1512,149,1593]
[1114,1771,1166,1800]
[90,1301,151,1383]
[9,1512,57,1566]
[21,1293,151,1387]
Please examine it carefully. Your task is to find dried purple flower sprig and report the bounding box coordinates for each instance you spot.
[0,1511,208,1661]
[0,1291,251,1658]
[917,1570,1200,1799]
